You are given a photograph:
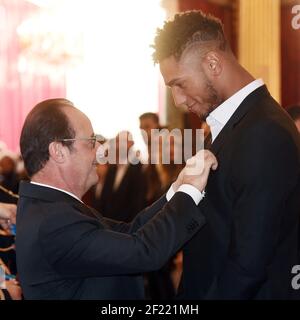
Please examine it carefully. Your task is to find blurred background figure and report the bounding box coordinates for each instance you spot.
[139,113,162,206]
[90,131,147,222]
[139,112,160,152]
[0,203,21,300]
[0,153,20,287]
[0,257,22,300]
[0,148,25,300]
[0,155,19,204]
[287,105,300,133]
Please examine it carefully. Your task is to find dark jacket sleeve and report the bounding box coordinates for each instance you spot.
[39,192,205,277]
[205,122,300,299]
[99,194,167,233]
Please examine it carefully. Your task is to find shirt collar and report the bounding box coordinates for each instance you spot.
[30,181,83,203]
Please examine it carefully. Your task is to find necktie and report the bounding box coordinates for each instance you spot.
[204,130,212,149]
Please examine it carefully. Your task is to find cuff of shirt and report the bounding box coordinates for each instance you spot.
[166,183,205,205]
[166,183,176,201]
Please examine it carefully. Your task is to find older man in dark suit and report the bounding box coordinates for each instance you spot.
[153,10,300,299]
[16,98,217,300]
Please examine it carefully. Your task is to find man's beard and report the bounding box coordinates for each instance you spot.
[202,78,223,120]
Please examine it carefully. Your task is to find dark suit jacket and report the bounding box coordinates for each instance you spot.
[16,181,205,300]
[178,85,300,300]
[95,163,147,222]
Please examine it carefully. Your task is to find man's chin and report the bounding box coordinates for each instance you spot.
[189,108,202,118]
[194,110,207,121]
[188,105,209,120]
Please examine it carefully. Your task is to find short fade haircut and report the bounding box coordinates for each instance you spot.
[152,10,228,64]
[20,98,75,177]
[287,105,300,121]
[139,112,159,124]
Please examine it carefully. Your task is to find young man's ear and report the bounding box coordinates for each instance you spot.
[48,141,67,163]
[203,51,222,76]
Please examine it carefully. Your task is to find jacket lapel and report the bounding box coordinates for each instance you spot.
[209,85,270,156]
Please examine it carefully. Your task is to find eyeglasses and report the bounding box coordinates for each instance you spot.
[57,134,105,149]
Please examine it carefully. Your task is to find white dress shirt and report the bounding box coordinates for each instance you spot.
[166,183,204,205]
[206,79,264,142]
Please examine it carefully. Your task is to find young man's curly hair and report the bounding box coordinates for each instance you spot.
[152,10,228,64]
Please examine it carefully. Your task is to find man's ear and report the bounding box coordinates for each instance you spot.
[49,141,66,164]
[203,51,222,77]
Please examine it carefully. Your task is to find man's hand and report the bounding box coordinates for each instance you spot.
[0,203,17,230]
[5,280,22,300]
[173,150,218,192]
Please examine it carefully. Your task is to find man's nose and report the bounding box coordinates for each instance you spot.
[171,87,186,107]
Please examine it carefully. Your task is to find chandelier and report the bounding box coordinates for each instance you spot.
[17,7,83,77]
